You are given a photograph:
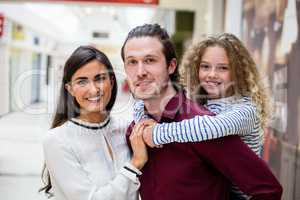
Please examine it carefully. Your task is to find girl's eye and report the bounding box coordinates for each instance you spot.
[218,65,229,71]
[199,64,210,70]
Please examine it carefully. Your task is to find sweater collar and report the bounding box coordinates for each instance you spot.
[207,95,242,105]
[70,116,110,130]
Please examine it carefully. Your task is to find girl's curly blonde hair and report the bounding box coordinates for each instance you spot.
[180,33,270,128]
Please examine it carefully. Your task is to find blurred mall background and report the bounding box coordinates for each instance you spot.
[0,0,299,199]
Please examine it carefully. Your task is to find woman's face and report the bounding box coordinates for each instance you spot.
[66,59,113,115]
[198,46,234,99]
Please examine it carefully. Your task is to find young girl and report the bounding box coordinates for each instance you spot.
[134,33,270,199]
[40,46,147,200]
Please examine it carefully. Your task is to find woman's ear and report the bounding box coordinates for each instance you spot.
[168,58,177,74]
[65,84,74,97]
[110,75,115,88]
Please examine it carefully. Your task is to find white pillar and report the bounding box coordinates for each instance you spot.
[0,43,10,115]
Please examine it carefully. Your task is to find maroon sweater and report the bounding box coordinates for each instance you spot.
[126,92,282,200]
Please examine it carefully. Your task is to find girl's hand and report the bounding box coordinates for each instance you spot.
[141,119,161,148]
[129,122,148,170]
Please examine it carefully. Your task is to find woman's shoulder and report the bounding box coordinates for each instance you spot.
[43,122,70,147]
[109,115,132,133]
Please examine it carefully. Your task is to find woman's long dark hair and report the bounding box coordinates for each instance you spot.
[39,45,118,197]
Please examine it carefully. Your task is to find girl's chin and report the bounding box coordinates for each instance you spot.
[207,94,220,99]
[205,91,223,99]
[205,90,220,97]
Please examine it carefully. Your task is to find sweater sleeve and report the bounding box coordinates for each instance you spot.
[191,136,282,200]
[43,134,140,200]
[152,103,258,145]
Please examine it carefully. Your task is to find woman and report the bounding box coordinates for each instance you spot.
[134,33,270,199]
[40,46,147,200]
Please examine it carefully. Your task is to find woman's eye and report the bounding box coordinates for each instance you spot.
[95,75,107,82]
[77,79,89,86]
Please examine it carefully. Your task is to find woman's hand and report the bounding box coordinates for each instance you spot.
[129,121,148,170]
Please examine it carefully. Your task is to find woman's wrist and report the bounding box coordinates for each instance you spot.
[122,162,142,180]
[130,158,145,170]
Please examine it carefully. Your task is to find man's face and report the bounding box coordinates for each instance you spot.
[123,36,176,100]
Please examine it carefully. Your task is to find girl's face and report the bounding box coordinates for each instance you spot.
[66,59,113,117]
[198,46,234,99]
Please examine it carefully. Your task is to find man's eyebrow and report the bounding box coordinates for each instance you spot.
[125,55,134,60]
[125,54,159,59]
[145,54,159,58]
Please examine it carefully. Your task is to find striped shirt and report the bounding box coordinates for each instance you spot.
[133,95,264,199]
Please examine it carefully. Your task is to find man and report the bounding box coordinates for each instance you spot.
[121,23,282,200]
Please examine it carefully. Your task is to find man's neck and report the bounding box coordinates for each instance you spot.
[144,84,177,121]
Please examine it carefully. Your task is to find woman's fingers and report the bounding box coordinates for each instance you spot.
[131,121,163,149]
[130,122,146,146]
[130,122,149,170]
[130,122,144,143]
[141,119,157,126]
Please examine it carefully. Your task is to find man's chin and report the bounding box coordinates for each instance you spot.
[134,92,158,100]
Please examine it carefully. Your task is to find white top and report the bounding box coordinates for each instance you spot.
[43,116,141,200]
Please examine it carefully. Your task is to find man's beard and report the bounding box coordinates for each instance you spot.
[132,87,161,100]
[131,83,168,100]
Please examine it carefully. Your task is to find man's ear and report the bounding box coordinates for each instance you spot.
[65,84,74,97]
[168,58,177,74]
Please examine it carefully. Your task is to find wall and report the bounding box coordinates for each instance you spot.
[225,0,300,199]
[0,13,58,114]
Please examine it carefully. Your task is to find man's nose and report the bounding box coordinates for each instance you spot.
[137,62,147,77]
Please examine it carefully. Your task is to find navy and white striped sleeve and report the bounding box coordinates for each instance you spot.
[152,103,258,145]
[133,100,149,123]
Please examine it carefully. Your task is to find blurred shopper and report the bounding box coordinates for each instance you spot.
[40,46,147,200]
[122,24,282,200]
[134,33,274,199]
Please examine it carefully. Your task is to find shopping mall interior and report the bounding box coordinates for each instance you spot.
[0,0,299,199]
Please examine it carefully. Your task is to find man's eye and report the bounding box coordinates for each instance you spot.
[144,58,155,64]
[126,60,137,65]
